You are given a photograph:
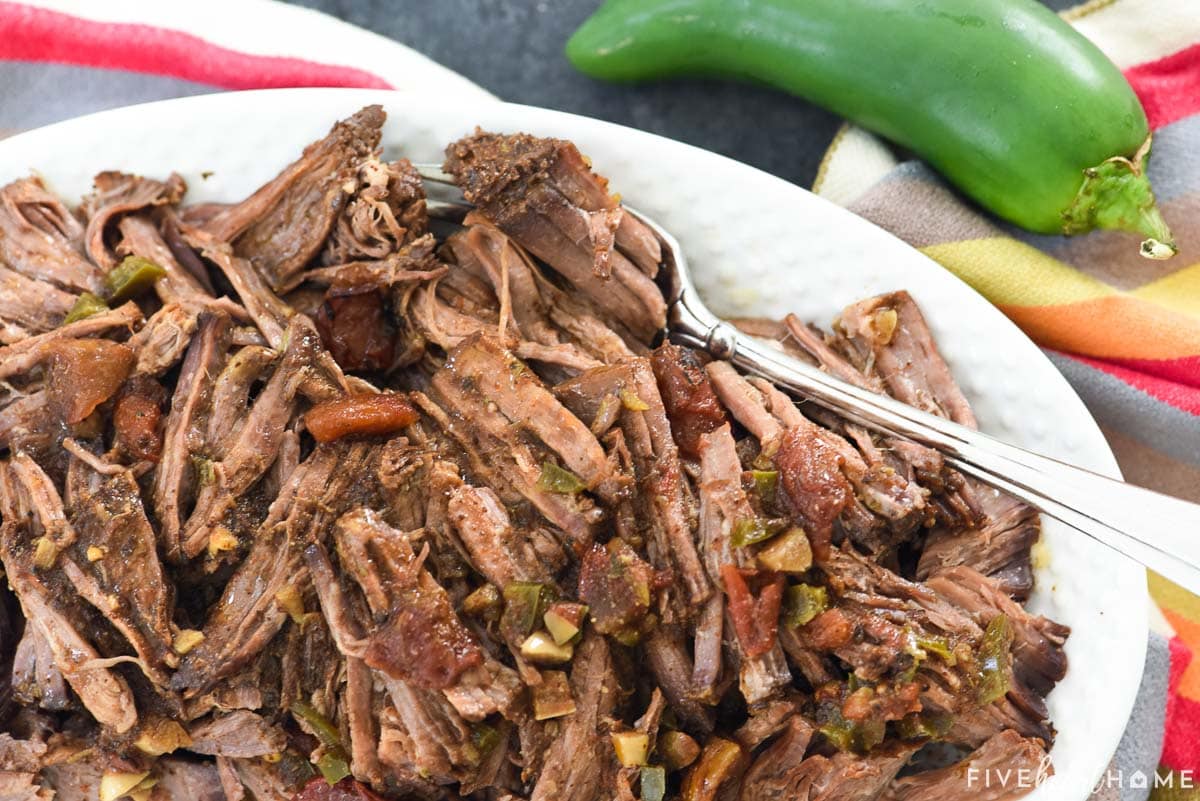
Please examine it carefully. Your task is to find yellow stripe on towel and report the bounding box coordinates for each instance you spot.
[1132,261,1200,321]
[921,238,1116,307]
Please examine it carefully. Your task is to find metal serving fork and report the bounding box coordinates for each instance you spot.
[417,164,1200,593]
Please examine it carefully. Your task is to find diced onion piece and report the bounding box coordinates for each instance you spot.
[619,388,650,411]
[544,602,588,645]
[611,731,650,767]
[207,527,239,557]
[519,631,574,665]
[99,771,150,801]
[32,537,58,570]
[135,718,193,756]
[173,629,205,655]
[274,585,308,624]
[756,528,812,573]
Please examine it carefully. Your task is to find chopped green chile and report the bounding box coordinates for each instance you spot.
[106,255,166,303]
[292,701,352,783]
[537,461,587,494]
[63,292,109,324]
[817,705,885,753]
[916,636,956,664]
[896,712,955,741]
[501,582,557,642]
[640,766,667,801]
[291,702,345,752]
[462,584,503,620]
[472,722,502,756]
[900,630,956,682]
[976,614,1013,705]
[783,584,829,627]
[730,517,774,547]
[750,469,778,498]
[846,672,871,693]
[315,752,351,784]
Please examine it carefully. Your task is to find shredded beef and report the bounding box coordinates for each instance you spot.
[0,106,1065,801]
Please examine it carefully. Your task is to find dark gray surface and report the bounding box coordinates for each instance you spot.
[284,0,1076,187]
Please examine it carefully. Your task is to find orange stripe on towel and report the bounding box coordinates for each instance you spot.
[997,297,1200,360]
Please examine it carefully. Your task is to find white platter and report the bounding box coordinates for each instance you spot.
[0,88,1146,800]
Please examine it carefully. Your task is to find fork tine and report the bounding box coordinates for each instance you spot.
[425,198,471,223]
[413,163,472,223]
[413,163,458,186]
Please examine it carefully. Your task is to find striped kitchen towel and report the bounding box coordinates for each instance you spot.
[814,0,1200,793]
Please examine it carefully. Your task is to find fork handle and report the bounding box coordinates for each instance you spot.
[670,298,1200,593]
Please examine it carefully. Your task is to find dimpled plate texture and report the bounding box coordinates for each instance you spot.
[0,88,1146,800]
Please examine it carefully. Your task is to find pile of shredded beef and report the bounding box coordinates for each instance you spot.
[0,106,1066,801]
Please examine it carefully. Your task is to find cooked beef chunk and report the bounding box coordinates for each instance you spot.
[739,715,815,800]
[616,358,711,605]
[336,508,519,714]
[171,443,372,695]
[153,310,232,559]
[837,292,974,427]
[881,730,1049,801]
[0,177,100,293]
[925,567,1068,698]
[0,459,137,732]
[81,171,186,270]
[205,106,386,293]
[697,424,791,703]
[189,709,288,758]
[62,451,177,675]
[444,131,665,343]
[530,634,620,801]
[0,109,1064,801]
[0,265,78,340]
[918,490,1040,600]
[320,157,428,266]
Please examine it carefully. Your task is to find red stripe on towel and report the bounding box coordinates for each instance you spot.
[1070,354,1200,416]
[1162,636,1199,772]
[0,1,392,90]
[1124,43,1200,131]
[1104,354,1200,393]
